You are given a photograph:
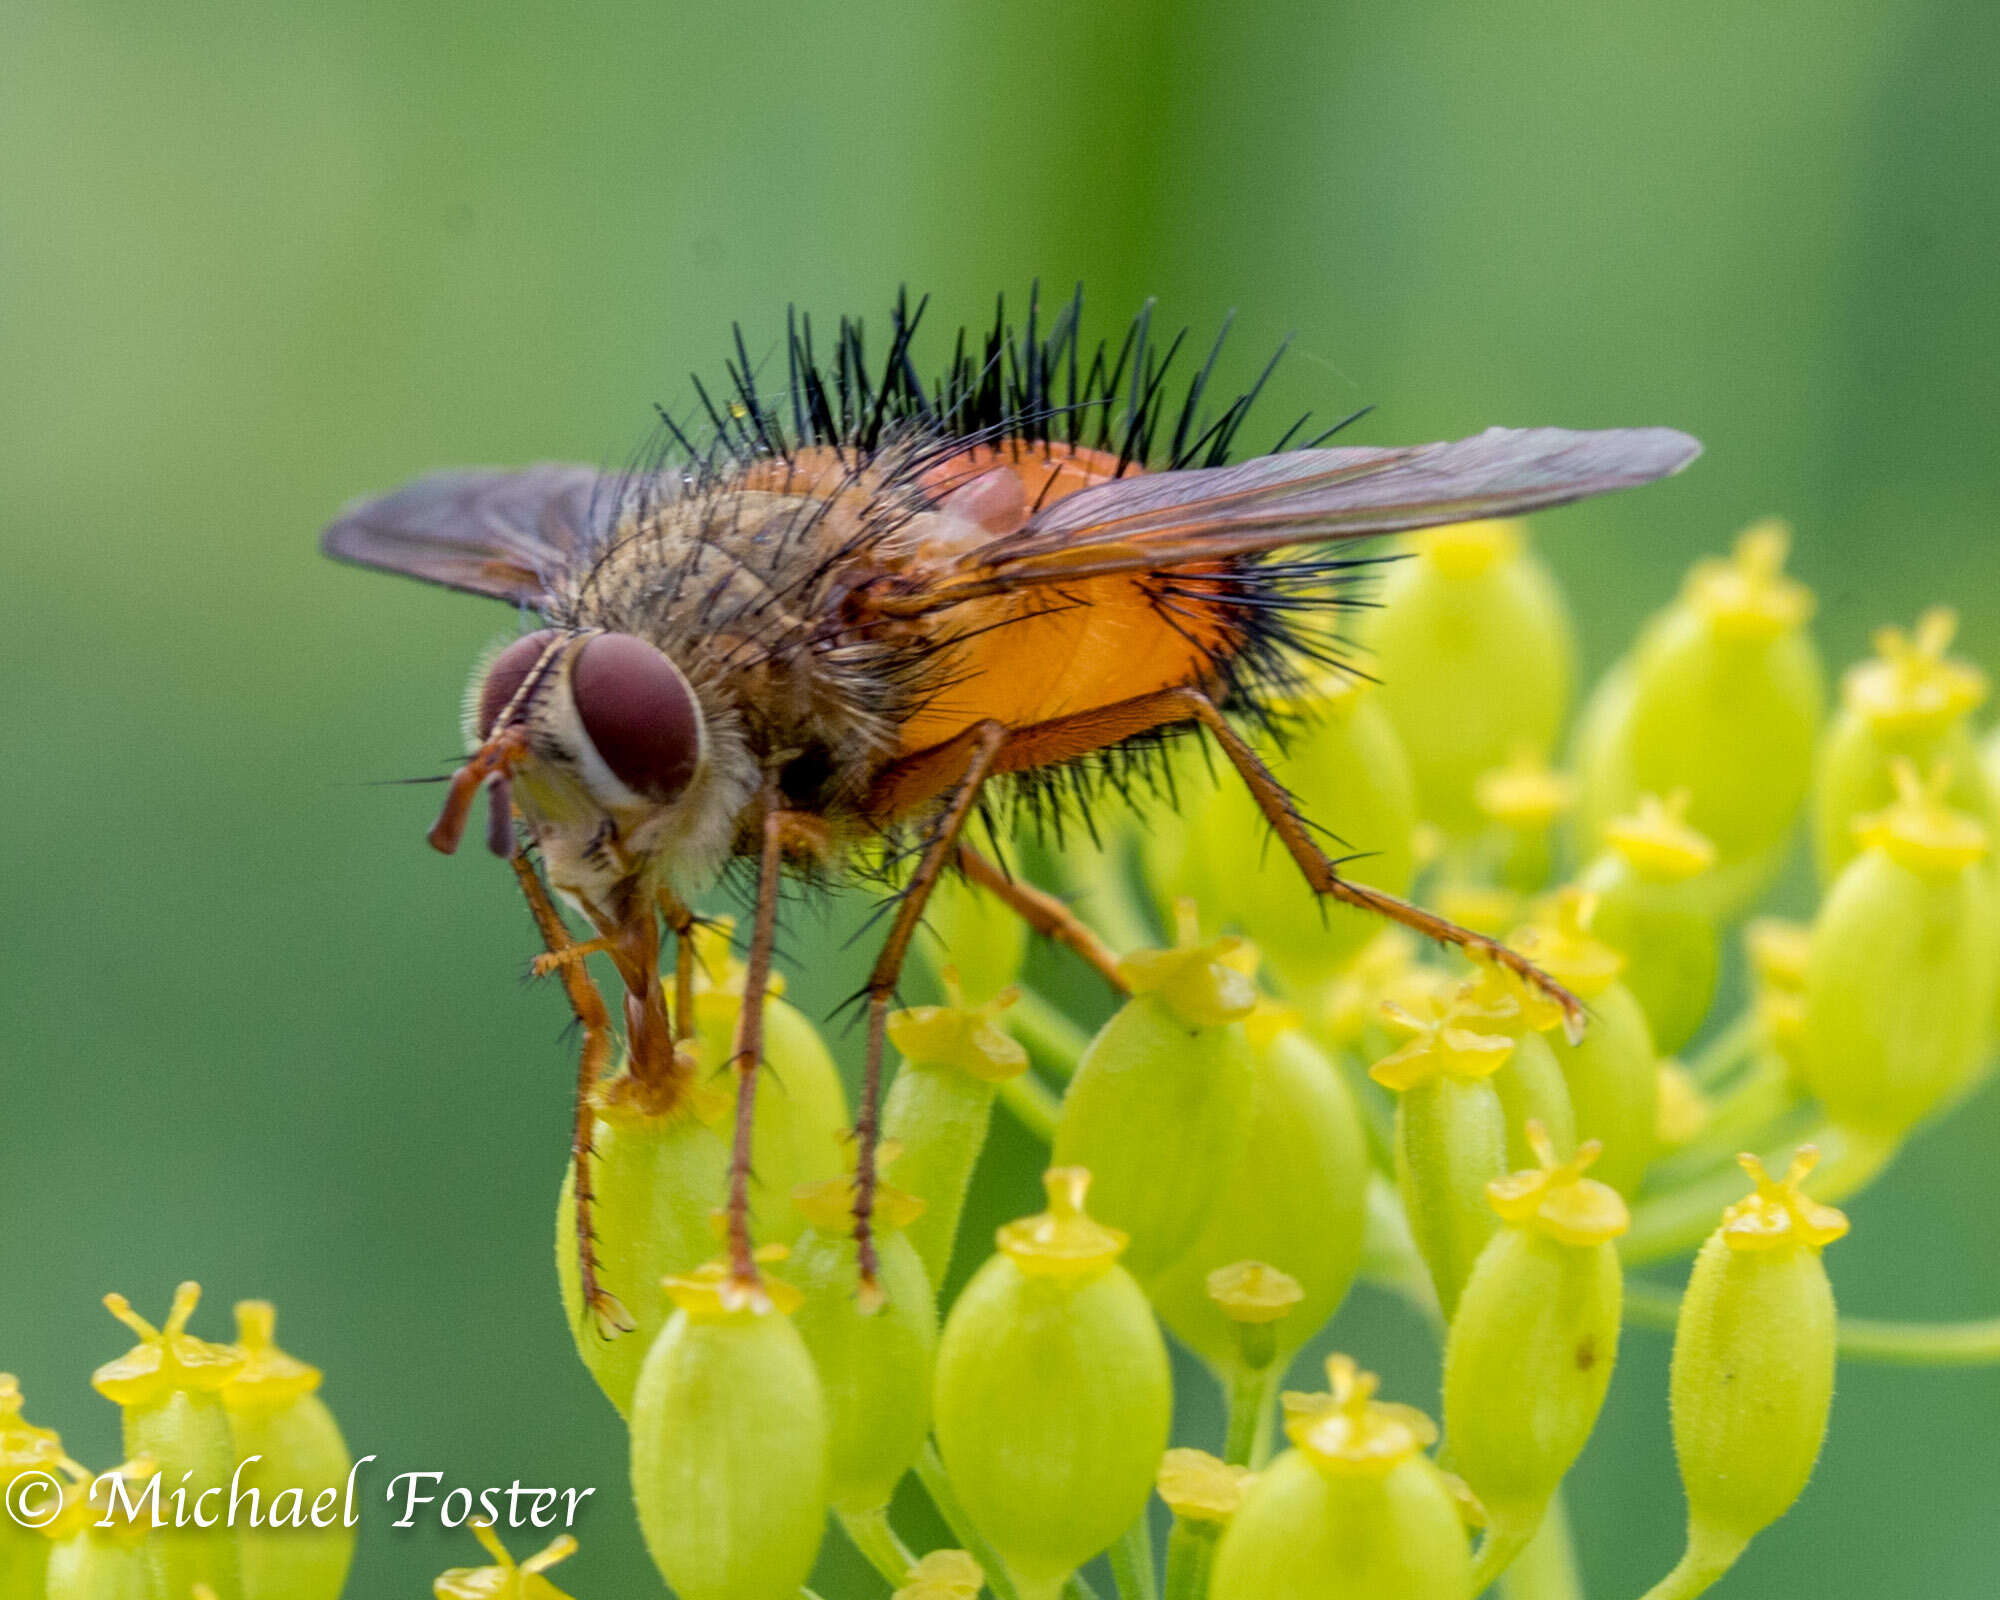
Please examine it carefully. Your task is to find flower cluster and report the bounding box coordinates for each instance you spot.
[543,514,2000,1600]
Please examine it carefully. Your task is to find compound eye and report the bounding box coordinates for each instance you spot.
[572,633,703,803]
[477,629,560,737]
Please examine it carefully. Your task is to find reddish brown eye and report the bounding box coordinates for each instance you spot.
[477,628,560,737]
[573,633,702,802]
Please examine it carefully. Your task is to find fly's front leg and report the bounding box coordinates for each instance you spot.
[1163,687,1588,1041]
[656,887,698,1043]
[853,721,1010,1307]
[509,853,636,1336]
[723,789,808,1309]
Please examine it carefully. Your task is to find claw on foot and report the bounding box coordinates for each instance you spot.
[587,1289,636,1339]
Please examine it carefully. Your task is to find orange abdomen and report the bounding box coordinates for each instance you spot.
[894,444,1238,755]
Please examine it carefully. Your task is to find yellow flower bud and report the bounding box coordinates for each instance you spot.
[92,1283,247,1600]
[882,984,1029,1288]
[1443,1128,1627,1584]
[932,1170,1172,1599]
[433,1521,577,1599]
[688,921,850,1243]
[43,1457,153,1600]
[1512,892,1659,1194]
[1052,919,1258,1283]
[1369,518,1576,836]
[1802,761,1997,1139]
[219,1303,354,1600]
[1582,792,1722,1055]
[790,1161,937,1514]
[1371,986,1513,1319]
[556,1066,730,1415]
[1147,1013,1367,1375]
[916,869,1030,1005]
[630,1259,828,1600]
[891,1548,985,1600]
[1813,608,2000,884]
[1212,1356,1469,1600]
[1658,1151,1847,1595]
[1,1375,69,1598]
[1474,747,1576,893]
[1575,521,1824,916]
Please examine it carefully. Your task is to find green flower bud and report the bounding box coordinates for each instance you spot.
[1513,891,1658,1194]
[932,1169,1172,1599]
[434,1522,577,1599]
[1368,519,1575,836]
[917,871,1030,1006]
[789,1165,937,1514]
[556,1069,730,1415]
[44,1458,153,1600]
[1,1375,68,1599]
[890,1549,985,1600]
[1212,1356,1469,1600]
[1746,918,1812,1080]
[1443,1128,1627,1581]
[1580,793,1721,1056]
[1370,985,1513,1320]
[630,1259,829,1600]
[218,1304,353,1600]
[1813,609,1999,884]
[1660,1151,1848,1594]
[1051,917,1259,1283]
[881,985,1030,1289]
[1147,1007,1368,1374]
[92,1283,247,1600]
[687,923,850,1243]
[1802,761,1997,1139]
[1472,748,1577,895]
[1142,676,1418,984]
[1575,522,1824,916]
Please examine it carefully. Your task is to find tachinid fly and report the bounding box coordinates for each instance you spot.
[321,289,1700,1325]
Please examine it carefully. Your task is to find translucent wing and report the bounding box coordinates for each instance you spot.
[875,426,1700,614]
[320,464,606,602]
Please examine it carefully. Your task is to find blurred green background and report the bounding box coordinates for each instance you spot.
[5,0,1998,1594]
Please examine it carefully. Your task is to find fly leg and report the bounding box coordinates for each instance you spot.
[1161,687,1587,1040]
[655,888,698,1043]
[851,720,1010,1307]
[954,842,1130,993]
[508,853,636,1336]
[722,793,817,1308]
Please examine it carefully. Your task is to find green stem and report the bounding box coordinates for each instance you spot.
[837,1505,916,1588]
[996,1069,1062,1144]
[1010,988,1094,1080]
[1108,1513,1158,1600]
[1053,842,1159,957]
[1162,1524,1218,1600]
[1622,1120,1895,1265]
[1065,1571,1105,1600]
[1470,1519,1540,1596]
[1686,1010,1760,1088]
[1499,1488,1583,1600]
[1635,1526,1747,1600]
[1650,1054,1798,1186]
[1222,1364,1274,1467]
[916,1442,1024,1600]
[1624,1276,2000,1365]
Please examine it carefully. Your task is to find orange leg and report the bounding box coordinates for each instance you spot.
[509,853,635,1336]
[845,720,1011,1303]
[874,684,1584,1037]
[955,843,1130,993]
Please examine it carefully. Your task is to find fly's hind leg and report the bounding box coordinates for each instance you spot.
[508,853,636,1336]
[954,843,1130,994]
[1162,687,1587,1040]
